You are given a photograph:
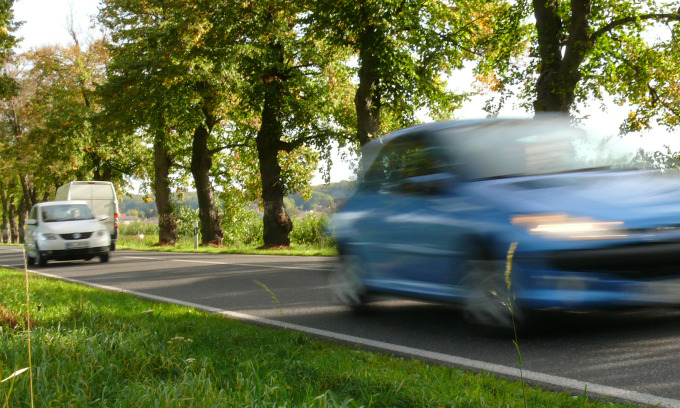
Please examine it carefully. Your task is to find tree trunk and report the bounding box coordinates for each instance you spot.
[8,202,18,244]
[154,130,178,246]
[256,95,293,247]
[256,43,293,248]
[355,26,382,147]
[19,174,37,208]
[17,199,26,244]
[532,0,591,113]
[190,118,223,246]
[18,174,34,243]
[1,189,9,243]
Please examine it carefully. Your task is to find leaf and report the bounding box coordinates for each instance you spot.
[1,367,29,383]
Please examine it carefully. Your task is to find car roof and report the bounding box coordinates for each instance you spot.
[35,200,90,207]
[364,115,574,150]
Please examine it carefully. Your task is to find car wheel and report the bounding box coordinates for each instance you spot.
[35,246,47,267]
[329,253,368,311]
[110,242,116,251]
[25,247,35,266]
[462,259,522,331]
[100,251,110,263]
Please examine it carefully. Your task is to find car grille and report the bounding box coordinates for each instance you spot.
[60,232,93,240]
[549,241,680,279]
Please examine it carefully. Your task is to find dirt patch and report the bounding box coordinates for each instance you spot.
[256,245,292,250]
[0,306,34,330]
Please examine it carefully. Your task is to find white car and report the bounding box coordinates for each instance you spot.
[25,201,111,266]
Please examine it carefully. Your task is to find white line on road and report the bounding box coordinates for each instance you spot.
[167,258,333,272]
[121,256,158,260]
[8,264,680,408]
[119,255,333,271]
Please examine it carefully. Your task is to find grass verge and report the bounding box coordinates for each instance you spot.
[0,268,635,407]
[117,235,338,256]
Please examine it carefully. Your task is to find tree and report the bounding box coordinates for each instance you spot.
[0,0,18,99]
[0,0,21,241]
[0,55,41,243]
[310,0,498,147]
[479,0,680,127]
[235,0,354,247]
[25,35,142,187]
[99,0,245,246]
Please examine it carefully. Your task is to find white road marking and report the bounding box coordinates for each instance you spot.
[167,258,332,272]
[4,261,680,408]
[120,255,332,271]
[121,256,158,260]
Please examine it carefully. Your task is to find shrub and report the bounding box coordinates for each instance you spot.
[222,208,263,247]
[118,220,159,237]
[290,213,334,247]
[174,203,200,240]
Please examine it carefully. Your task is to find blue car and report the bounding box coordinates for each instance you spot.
[329,117,680,329]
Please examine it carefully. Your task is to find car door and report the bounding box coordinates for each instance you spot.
[355,133,466,298]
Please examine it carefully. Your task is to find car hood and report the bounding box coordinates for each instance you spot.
[40,220,104,234]
[474,170,680,227]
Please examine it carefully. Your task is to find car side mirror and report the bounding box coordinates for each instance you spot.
[26,219,37,226]
[97,215,109,222]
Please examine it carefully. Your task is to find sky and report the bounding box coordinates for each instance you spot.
[13,0,100,51]
[11,0,680,185]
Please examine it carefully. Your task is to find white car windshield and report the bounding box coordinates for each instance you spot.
[42,204,95,222]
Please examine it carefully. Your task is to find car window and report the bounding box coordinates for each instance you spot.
[360,135,449,193]
[41,204,95,222]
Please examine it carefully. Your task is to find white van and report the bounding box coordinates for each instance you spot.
[55,181,119,250]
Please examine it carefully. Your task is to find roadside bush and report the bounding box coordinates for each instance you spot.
[119,220,159,237]
[290,212,334,247]
[222,208,263,247]
[174,203,200,241]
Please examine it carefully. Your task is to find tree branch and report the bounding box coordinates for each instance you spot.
[591,13,680,44]
[208,143,250,156]
[648,83,680,120]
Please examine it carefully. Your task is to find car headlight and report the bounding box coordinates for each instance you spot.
[95,230,107,238]
[39,232,58,241]
[511,214,626,240]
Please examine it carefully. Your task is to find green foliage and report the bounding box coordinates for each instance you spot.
[221,208,264,247]
[309,0,497,145]
[0,0,19,100]
[119,196,158,219]
[118,220,159,237]
[478,0,680,128]
[289,213,334,248]
[173,203,200,240]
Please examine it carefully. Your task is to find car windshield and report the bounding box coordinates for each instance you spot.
[41,204,95,222]
[437,120,648,180]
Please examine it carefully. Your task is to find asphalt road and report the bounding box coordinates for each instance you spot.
[2,246,680,407]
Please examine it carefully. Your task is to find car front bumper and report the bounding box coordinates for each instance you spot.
[39,246,109,261]
[515,241,680,309]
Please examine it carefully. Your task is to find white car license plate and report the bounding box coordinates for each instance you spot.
[66,241,88,249]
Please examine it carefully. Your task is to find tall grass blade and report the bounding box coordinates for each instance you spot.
[505,242,526,408]
[254,280,284,318]
[21,247,34,408]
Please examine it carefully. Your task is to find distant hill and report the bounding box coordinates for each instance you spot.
[120,181,355,219]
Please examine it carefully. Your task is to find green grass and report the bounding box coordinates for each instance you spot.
[0,268,637,407]
[117,234,338,256]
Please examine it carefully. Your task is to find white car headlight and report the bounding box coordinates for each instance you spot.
[39,232,58,241]
[511,214,626,241]
[95,230,107,238]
